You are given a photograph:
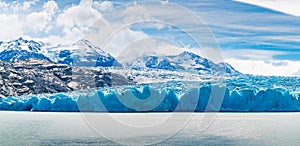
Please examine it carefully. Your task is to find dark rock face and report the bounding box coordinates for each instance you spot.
[0,58,129,97]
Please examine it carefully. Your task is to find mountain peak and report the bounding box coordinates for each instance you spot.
[0,37,43,53]
[12,37,25,44]
[178,51,202,59]
[72,39,106,54]
[46,39,122,67]
[0,38,240,75]
[128,50,240,75]
[74,39,91,45]
[0,37,49,62]
[13,37,31,43]
[73,39,96,48]
[16,37,23,41]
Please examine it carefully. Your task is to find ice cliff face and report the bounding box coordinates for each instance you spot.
[0,84,299,112]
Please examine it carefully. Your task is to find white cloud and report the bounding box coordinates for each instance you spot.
[25,1,58,33]
[235,0,300,17]
[92,1,113,12]
[222,49,285,60]
[0,0,39,41]
[0,1,9,10]
[81,3,156,56]
[116,37,184,64]
[132,22,168,30]
[266,35,300,44]
[225,58,300,76]
[0,14,23,40]
[56,0,101,42]
[100,27,149,56]
[221,49,300,76]
[84,1,225,64]
[43,0,58,14]
[0,0,38,14]
[23,0,39,11]
[32,35,74,47]
[0,0,105,44]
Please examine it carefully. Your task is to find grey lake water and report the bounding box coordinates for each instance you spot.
[0,112,300,146]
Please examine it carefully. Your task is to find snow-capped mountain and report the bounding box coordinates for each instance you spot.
[0,38,240,75]
[0,37,50,62]
[127,51,241,75]
[0,38,121,67]
[47,39,122,67]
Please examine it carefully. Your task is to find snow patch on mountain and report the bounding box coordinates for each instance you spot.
[0,38,121,67]
[0,38,240,75]
[126,51,241,75]
[46,39,122,67]
[0,37,50,62]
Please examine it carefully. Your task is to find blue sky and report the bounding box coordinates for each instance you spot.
[0,0,300,76]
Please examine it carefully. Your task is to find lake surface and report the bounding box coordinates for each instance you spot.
[0,112,300,145]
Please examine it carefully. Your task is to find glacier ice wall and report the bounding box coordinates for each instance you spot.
[0,84,299,112]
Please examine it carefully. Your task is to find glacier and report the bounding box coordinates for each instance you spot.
[0,81,299,112]
[0,37,299,112]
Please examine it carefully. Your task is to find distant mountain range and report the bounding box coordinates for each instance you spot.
[0,38,240,75]
[128,51,240,75]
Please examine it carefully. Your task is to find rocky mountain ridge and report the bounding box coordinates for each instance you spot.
[0,38,240,75]
[0,58,129,98]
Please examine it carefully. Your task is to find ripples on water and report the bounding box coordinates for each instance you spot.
[1,112,300,145]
